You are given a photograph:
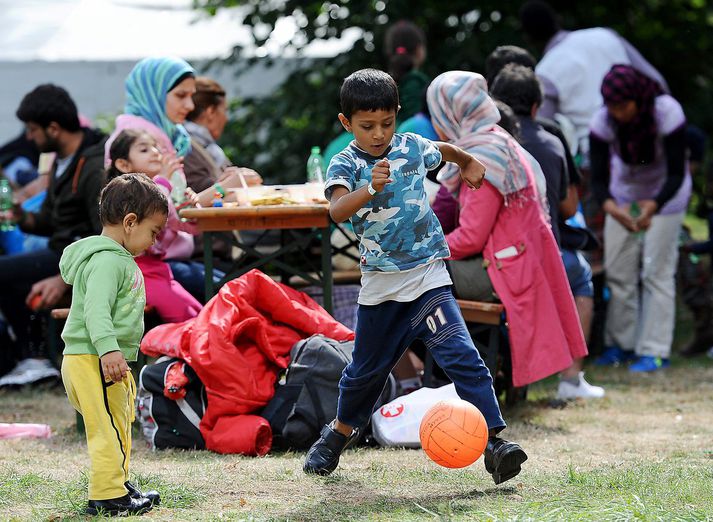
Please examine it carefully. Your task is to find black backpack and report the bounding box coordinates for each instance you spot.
[137,357,207,450]
[262,334,396,449]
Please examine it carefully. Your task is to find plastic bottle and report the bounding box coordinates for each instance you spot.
[306,146,325,184]
[629,201,643,238]
[0,179,16,231]
[170,170,187,205]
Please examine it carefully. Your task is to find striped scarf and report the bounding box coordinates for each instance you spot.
[426,71,533,198]
[601,64,663,165]
[125,57,195,157]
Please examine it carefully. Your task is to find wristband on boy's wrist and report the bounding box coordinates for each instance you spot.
[367,182,377,196]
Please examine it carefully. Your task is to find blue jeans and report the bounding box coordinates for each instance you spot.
[337,286,505,431]
[561,249,594,298]
[166,260,225,302]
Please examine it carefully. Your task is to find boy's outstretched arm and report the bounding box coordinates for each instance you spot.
[328,159,392,222]
[436,142,487,190]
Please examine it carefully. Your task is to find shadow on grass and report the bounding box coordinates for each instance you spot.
[284,474,518,521]
[283,474,519,521]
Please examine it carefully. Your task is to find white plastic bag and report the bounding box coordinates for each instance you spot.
[370,383,459,447]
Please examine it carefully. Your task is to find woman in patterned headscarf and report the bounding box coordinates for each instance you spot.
[427,70,587,388]
[590,64,690,370]
[105,56,196,170]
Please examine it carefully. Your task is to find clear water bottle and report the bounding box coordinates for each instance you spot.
[170,170,187,205]
[0,179,16,231]
[306,146,325,184]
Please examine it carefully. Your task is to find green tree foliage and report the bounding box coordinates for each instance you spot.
[195,0,713,184]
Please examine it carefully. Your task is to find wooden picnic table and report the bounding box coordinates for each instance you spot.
[180,203,334,314]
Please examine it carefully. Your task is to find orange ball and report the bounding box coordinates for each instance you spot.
[419,398,488,468]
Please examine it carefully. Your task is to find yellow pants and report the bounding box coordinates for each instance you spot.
[61,354,136,500]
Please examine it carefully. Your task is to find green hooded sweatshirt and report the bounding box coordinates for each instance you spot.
[60,235,146,361]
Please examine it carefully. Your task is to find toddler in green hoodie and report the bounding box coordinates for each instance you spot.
[60,173,168,517]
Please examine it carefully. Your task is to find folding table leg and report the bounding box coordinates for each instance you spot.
[203,231,214,302]
[321,226,333,315]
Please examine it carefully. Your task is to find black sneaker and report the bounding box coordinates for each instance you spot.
[303,423,359,476]
[86,494,152,517]
[125,481,161,506]
[484,437,528,485]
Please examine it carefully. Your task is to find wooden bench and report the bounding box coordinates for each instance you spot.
[456,299,503,325]
[49,308,70,321]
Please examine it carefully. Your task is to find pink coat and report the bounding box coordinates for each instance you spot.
[445,181,587,386]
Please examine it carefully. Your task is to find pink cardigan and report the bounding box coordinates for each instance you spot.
[444,181,587,386]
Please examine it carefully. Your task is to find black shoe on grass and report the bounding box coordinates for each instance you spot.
[303,423,359,476]
[124,481,161,506]
[484,437,528,485]
[86,494,152,517]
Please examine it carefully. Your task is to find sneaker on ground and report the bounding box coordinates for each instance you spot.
[594,346,636,366]
[0,358,60,386]
[629,356,670,373]
[556,372,605,400]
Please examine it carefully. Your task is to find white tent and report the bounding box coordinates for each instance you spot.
[0,0,360,142]
[2,0,253,61]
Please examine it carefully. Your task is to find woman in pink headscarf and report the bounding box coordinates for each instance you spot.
[427,70,587,387]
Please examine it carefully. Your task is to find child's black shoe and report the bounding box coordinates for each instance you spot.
[124,481,161,506]
[484,436,528,485]
[303,423,359,475]
[86,494,152,517]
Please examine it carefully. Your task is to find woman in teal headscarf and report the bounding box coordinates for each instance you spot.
[105,56,196,167]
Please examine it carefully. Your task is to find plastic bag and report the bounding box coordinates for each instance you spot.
[370,383,459,448]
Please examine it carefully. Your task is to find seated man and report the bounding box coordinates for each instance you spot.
[0,84,107,386]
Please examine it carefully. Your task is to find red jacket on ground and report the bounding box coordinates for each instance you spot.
[141,269,354,454]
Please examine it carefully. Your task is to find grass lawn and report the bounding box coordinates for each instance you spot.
[2,353,713,521]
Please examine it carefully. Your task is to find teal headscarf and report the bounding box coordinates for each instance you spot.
[125,56,195,157]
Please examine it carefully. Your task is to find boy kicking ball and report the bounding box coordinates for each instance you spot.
[303,69,527,484]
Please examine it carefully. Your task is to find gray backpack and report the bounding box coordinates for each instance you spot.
[262,334,396,449]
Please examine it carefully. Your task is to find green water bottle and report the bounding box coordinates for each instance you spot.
[0,180,16,231]
[630,201,643,238]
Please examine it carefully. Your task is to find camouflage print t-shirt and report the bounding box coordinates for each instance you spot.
[325,132,450,272]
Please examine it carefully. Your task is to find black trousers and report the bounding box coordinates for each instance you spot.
[0,248,61,359]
